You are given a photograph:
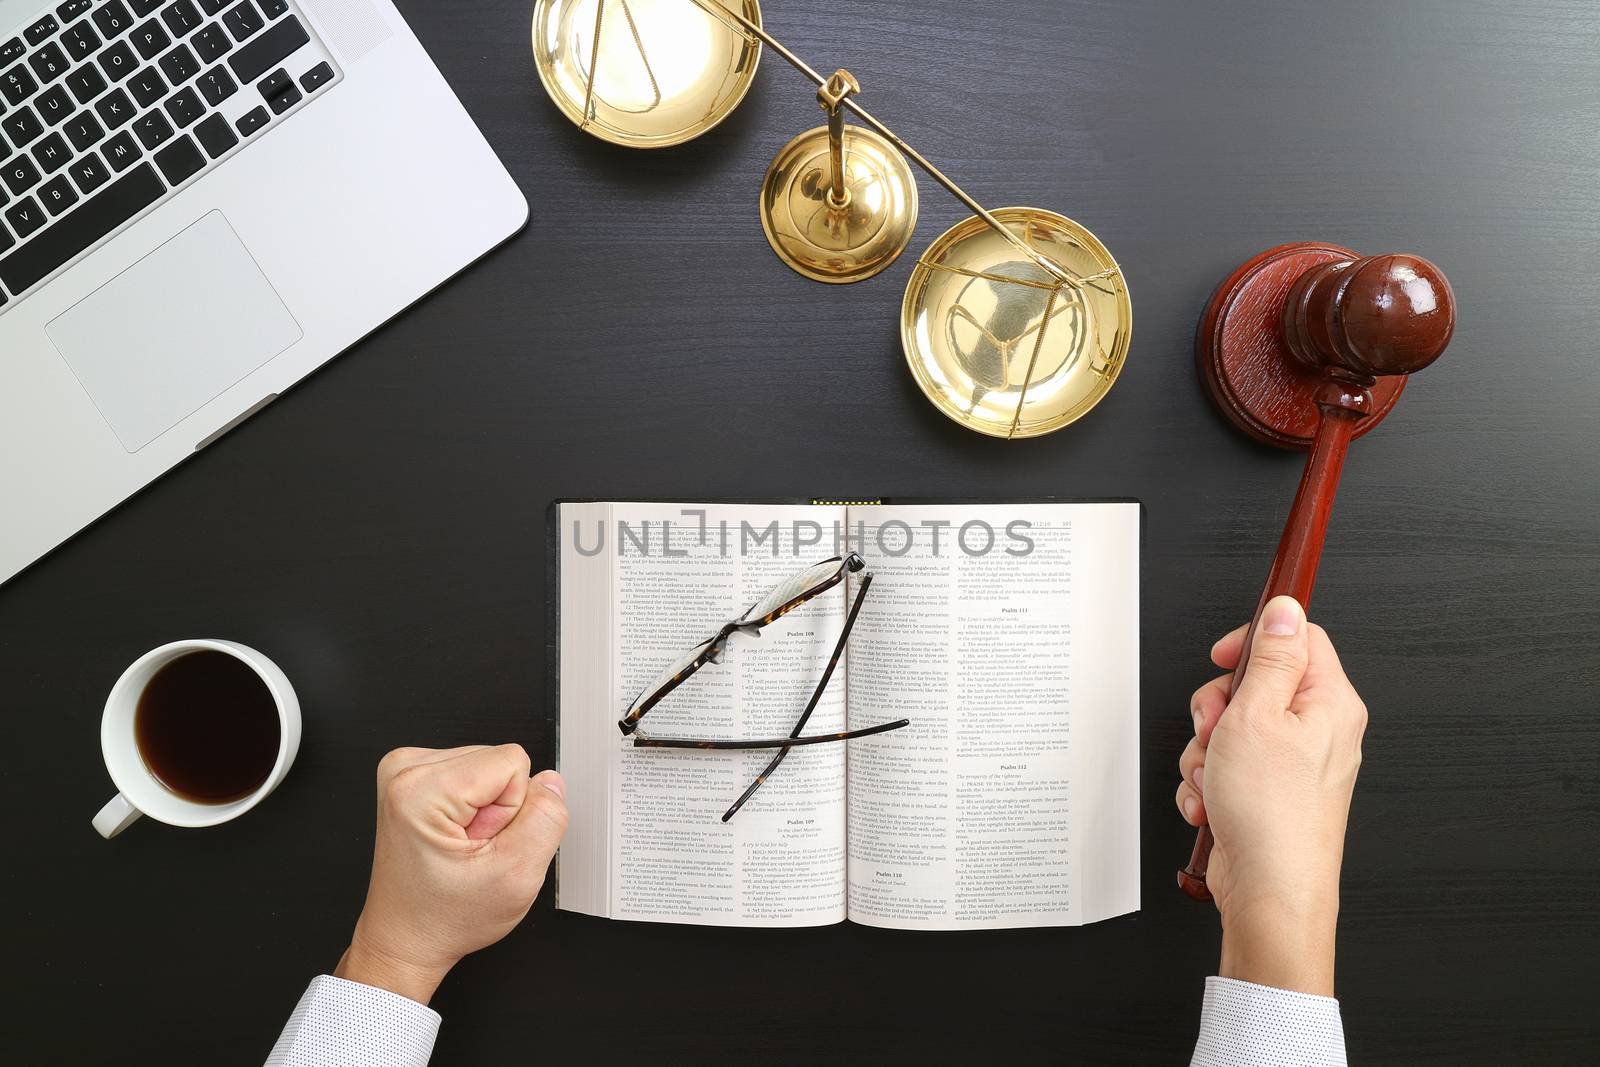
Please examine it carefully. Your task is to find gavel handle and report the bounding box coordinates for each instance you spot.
[1177,401,1361,901]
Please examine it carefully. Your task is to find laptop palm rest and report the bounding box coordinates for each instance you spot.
[46,211,303,453]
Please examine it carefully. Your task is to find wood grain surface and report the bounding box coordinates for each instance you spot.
[1,1,1596,1062]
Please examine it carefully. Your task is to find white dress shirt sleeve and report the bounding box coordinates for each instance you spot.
[1192,976,1347,1066]
[266,975,440,1067]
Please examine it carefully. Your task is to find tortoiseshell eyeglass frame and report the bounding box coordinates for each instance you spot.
[616,553,911,821]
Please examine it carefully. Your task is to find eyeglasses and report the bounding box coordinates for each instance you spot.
[618,553,910,821]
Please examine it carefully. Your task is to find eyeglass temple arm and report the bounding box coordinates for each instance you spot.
[720,572,876,820]
[792,571,870,739]
[634,717,908,751]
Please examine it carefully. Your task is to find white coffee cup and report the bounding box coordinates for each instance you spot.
[93,639,301,839]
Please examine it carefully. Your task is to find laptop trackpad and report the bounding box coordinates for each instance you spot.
[47,211,302,453]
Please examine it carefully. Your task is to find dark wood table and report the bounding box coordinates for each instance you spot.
[4,1,1596,1062]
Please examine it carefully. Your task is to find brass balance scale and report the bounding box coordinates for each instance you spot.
[532,0,1132,439]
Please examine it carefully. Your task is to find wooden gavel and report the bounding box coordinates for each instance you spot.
[1181,243,1457,901]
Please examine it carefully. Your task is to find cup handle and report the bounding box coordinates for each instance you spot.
[93,793,142,839]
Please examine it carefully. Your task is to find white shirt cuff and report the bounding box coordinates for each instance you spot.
[1192,976,1346,1066]
[266,974,441,1067]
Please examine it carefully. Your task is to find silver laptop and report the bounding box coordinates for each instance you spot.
[0,0,527,583]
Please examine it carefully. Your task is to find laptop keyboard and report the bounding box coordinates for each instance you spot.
[0,0,340,312]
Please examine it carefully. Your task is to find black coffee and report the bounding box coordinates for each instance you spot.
[135,649,280,803]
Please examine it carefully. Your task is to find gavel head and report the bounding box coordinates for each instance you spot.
[1282,254,1456,381]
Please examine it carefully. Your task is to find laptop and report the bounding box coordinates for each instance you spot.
[0,0,527,583]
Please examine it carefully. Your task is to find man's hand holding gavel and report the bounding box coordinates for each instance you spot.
[1175,596,1369,998]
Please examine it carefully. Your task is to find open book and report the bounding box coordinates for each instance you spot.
[554,500,1139,929]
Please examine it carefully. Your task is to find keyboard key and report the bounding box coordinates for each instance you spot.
[3,154,41,195]
[193,22,231,61]
[0,163,163,293]
[133,109,172,149]
[154,132,202,183]
[259,0,287,17]
[299,61,333,94]
[66,63,107,104]
[62,22,101,62]
[196,64,235,105]
[193,111,235,157]
[129,67,166,107]
[199,0,230,13]
[70,151,110,194]
[0,40,23,68]
[189,115,233,163]
[94,1,135,39]
[103,129,142,170]
[64,111,104,152]
[3,107,43,147]
[223,2,264,44]
[39,173,77,214]
[29,42,71,84]
[162,1,203,37]
[257,67,289,99]
[131,0,166,15]
[228,14,303,84]
[234,103,266,137]
[267,81,298,113]
[37,84,74,125]
[25,17,60,48]
[163,87,204,128]
[98,41,138,81]
[32,131,71,171]
[95,87,135,129]
[5,195,46,238]
[132,20,171,61]
[57,0,95,24]
[160,42,199,84]
[2,64,38,107]
[0,224,13,257]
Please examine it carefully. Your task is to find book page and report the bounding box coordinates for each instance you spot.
[557,501,852,927]
[843,503,1140,929]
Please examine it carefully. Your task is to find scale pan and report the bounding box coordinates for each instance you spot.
[533,0,763,149]
[760,124,919,284]
[901,208,1132,439]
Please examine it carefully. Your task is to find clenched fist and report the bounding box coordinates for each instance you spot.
[1176,596,1368,996]
[334,744,568,1004]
